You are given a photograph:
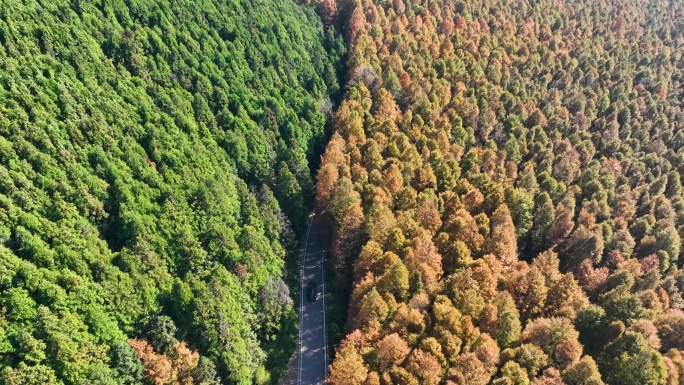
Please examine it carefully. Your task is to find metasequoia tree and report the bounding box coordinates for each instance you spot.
[328,341,369,385]
[488,204,519,267]
[376,333,410,370]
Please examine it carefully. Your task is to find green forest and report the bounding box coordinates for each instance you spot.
[2,0,684,384]
[0,0,343,383]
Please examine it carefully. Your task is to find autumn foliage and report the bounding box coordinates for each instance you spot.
[323,0,684,384]
[128,339,206,385]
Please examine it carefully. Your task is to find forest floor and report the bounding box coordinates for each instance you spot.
[277,353,298,385]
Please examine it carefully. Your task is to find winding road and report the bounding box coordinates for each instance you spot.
[298,213,328,385]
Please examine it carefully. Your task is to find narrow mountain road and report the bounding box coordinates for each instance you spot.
[298,213,328,385]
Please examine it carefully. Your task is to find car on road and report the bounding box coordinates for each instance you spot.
[307,282,317,301]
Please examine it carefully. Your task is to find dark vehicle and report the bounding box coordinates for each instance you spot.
[307,282,317,301]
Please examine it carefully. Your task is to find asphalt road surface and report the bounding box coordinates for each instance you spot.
[298,214,328,385]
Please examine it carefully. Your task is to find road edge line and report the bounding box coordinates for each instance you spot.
[298,213,315,385]
[322,223,328,381]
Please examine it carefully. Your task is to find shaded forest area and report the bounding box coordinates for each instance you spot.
[0,0,344,384]
[317,0,684,384]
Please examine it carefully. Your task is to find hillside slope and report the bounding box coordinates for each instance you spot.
[0,0,342,384]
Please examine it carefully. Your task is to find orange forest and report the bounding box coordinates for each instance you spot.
[316,0,684,384]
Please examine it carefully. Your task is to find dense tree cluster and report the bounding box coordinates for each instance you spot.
[0,0,343,384]
[321,0,684,384]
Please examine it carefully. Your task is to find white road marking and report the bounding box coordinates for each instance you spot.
[298,214,315,385]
